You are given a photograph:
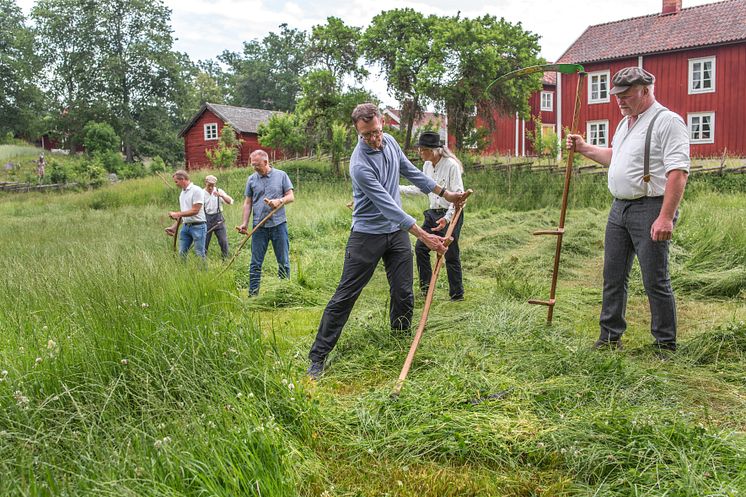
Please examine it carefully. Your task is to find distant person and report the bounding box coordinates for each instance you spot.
[203,174,233,259]
[165,170,207,260]
[401,131,466,301]
[36,154,46,182]
[236,150,294,296]
[306,103,467,380]
[566,67,689,353]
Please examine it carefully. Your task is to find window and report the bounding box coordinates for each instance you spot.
[587,120,609,147]
[588,71,610,104]
[688,112,715,144]
[540,91,553,111]
[204,123,218,140]
[689,57,715,94]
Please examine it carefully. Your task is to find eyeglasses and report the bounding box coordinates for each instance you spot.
[360,129,383,140]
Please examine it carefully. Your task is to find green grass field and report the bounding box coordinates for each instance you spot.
[1,163,745,496]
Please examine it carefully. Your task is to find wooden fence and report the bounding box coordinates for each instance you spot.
[0,182,77,193]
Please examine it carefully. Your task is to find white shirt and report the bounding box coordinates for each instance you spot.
[179,182,206,223]
[400,155,464,222]
[607,101,690,200]
[204,187,228,215]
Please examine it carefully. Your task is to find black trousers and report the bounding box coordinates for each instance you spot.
[309,230,414,363]
[415,209,464,299]
[205,212,230,259]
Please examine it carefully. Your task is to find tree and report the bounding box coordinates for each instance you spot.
[220,24,308,111]
[361,9,438,150]
[258,113,306,158]
[33,0,186,161]
[427,15,543,149]
[0,0,45,140]
[307,17,367,84]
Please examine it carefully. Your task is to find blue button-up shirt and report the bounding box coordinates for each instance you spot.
[350,133,437,234]
[244,167,294,227]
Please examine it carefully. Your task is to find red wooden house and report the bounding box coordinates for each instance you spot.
[555,0,746,157]
[179,103,283,169]
[383,106,449,141]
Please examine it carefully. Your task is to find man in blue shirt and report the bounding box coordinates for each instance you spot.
[307,103,466,379]
[237,150,295,296]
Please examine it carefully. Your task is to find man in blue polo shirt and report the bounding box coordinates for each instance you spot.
[307,103,466,379]
[237,149,295,296]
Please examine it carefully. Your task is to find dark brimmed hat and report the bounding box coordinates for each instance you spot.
[610,67,656,95]
[415,131,443,149]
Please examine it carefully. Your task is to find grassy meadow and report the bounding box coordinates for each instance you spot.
[1,156,745,496]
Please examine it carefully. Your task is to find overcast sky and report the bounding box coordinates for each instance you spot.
[17,0,718,106]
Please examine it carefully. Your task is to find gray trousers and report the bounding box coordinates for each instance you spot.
[600,197,677,346]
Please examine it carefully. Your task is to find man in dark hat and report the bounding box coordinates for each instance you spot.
[566,67,690,354]
[307,103,466,380]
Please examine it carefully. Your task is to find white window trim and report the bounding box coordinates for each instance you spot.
[688,112,715,144]
[540,91,554,112]
[688,56,716,95]
[204,123,218,141]
[587,119,609,147]
[588,70,610,104]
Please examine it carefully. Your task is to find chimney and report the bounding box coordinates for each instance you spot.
[661,0,682,15]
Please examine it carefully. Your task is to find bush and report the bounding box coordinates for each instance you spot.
[149,156,166,174]
[76,159,107,188]
[118,162,146,179]
[96,151,126,174]
[48,159,70,184]
[83,122,120,156]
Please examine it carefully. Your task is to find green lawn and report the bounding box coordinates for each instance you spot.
[1,164,745,496]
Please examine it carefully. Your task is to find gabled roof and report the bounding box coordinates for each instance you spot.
[557,0,746,64]
[542,72,557,85]
[179,103,282,137]
[383,107,447,128]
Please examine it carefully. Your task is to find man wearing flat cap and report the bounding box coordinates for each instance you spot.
[203,174,233,259]
[567,66,690,354]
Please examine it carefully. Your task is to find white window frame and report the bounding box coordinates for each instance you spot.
[688,112,715,144]
[688,56,716,94]
[540,91,554,111]
[204,123,218,141]
[587,120,609,147]
[588,71,610,104]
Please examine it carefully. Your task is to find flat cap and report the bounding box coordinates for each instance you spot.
[205,175,217,184]
[610,67,655,95]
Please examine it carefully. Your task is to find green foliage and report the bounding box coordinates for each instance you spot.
[205,124,242,168]
[47,158,69,184]
[427,15,542,150]
[220,24,308,111]
[83,121,120,155]
[308,17,367,83]
[0,0,45,141]
[149,156,167,174]
[361,9,437,150]
[527,116,559,164]
[258,113,306,157]
[75,158,107,187]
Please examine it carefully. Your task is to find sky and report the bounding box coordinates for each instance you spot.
[16,0,718,107]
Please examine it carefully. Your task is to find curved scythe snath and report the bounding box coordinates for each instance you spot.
[486,63,585,91]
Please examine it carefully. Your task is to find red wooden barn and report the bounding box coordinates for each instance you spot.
[555,0,746,158]
[179,103,283,169]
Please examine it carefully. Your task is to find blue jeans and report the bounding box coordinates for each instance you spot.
[179,222,206,259]
[249,222,290,295]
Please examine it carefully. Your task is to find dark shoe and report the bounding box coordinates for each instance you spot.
[307,361,324,380]
[651,342,676,360]
[450,295,464,302]
[593,338,623,350]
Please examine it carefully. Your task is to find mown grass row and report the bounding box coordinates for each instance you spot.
[0,164,744,495]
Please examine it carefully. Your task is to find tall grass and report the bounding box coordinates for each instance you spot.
[1,165,745,495]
